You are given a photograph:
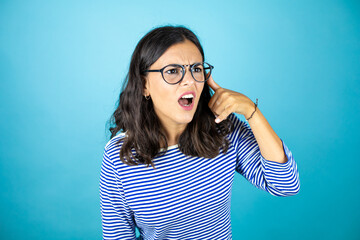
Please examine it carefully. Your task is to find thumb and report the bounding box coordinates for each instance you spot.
[206,75,221,91]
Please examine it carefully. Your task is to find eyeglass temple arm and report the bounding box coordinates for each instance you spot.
[143,70,162,72]
[204,63,214,69]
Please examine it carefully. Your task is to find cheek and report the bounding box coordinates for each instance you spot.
[154,91,173,107]
[150,83,175,106]
[197,83,205,96]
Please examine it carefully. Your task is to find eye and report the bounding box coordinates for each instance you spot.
[193,67,203,73]
[191,65,203,73]
[166,68,178,74]
[164,66,182,75]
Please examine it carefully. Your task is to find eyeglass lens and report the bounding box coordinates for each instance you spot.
[162,63,211,84]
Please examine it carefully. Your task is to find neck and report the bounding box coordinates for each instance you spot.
[160,122,187,148]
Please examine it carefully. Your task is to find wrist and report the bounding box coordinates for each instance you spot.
[245,98,258,120]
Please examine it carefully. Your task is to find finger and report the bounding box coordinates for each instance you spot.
[211,99,227,117]
[207,75,221,91]
[208,92,221,111]
[215,104,233,123]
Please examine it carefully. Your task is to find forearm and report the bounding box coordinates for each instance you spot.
[205,76,290,164]
[245,106,287,164]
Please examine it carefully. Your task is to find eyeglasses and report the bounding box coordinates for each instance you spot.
[143,62,214,85]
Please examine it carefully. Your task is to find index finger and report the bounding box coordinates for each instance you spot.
[206,75,221,91]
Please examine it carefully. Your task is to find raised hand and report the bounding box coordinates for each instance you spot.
[207,75,255,123]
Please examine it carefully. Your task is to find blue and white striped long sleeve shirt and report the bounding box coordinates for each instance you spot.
[99,113,300,240]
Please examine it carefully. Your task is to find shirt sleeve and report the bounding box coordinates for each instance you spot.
[231,114,300,197]
[99,145,137,239]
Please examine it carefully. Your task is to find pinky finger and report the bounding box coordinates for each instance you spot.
[215,108,232,123]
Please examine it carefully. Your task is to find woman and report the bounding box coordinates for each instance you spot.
[100,25,300,240]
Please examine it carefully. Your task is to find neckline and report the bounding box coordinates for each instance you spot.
[115,132,179,151]
[160,144,179,152]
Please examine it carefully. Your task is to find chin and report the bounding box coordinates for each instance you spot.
[181,116,194,124]
[177,110,197,123]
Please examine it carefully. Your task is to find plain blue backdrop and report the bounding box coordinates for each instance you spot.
[0,0,359,239]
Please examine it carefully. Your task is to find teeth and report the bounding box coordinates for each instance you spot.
[181,94,194,99]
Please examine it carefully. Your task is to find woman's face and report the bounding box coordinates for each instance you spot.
[144,39,205,131]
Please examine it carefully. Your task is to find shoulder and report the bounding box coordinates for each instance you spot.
[103,132,128,162]
[105,132,127,150]
[228,113,247,132]
[102,131,134,172]
[228,113,243,128]
[227,113,252,141]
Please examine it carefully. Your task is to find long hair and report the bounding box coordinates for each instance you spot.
[107,25,234,169]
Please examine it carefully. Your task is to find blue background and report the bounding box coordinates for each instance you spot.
[1,0,359,239]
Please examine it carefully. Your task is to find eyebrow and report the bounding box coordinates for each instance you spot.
[164,62,202,66]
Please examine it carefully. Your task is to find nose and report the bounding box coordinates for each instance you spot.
[180,65,195,86]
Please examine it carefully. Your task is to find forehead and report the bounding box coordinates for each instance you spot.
[156,39,203,67]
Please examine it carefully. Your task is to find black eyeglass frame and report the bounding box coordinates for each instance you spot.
[143,61,214,85]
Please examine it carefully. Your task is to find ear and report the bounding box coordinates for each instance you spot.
[143,89,149,97]
[142,76,150,97]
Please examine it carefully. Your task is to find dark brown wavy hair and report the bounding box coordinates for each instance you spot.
[107,25,234,169]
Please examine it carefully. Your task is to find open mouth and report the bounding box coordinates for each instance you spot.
[178,94,194,107]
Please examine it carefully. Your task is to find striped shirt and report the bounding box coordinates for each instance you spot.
[99,113,300,240]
